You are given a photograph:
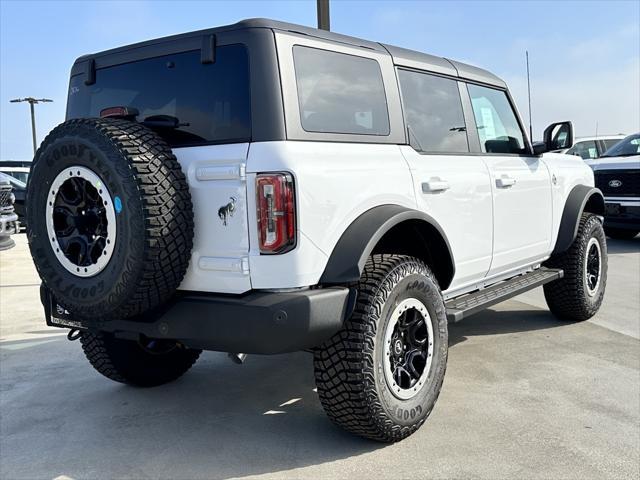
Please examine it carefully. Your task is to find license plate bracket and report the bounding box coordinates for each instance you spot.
[47,293,85,329]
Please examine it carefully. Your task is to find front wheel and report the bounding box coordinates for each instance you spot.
[544,213,607,321]
[314,254,448,442]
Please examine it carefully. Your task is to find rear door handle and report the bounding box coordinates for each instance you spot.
[422,178,450,193]
[496,175,517,188]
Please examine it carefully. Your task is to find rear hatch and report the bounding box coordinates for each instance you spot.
[66,44,253,293]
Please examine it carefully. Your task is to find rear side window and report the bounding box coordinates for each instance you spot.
[398,69,468,153]
[66,45,251,147]
[467,84,527,154]
[292,46,389,135]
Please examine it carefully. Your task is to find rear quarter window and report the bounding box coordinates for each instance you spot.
[292,46,390,136]
[66,44,251,147]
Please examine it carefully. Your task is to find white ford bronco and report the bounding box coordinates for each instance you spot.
[28,19,607,442]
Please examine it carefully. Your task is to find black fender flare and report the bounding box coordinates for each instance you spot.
[319,204,455,287]
[552,185,605,255]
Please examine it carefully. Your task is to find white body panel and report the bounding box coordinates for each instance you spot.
[176,143,252,294]
[543,152,597,250]
[483,154,553,275]
[177,140,595,297]
[399,146,493,289]
[246,141,416,290]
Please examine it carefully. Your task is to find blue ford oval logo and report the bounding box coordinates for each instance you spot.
[609,179,622,188]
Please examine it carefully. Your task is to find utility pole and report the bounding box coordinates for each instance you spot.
[526,51,533,141]
[9,97,53,154]
[317,0,330,31]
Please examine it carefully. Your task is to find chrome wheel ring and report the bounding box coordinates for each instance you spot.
[46,166,117,277]
[585,237,602,297]
[383,298,434,400]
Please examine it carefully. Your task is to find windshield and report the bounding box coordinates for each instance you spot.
[67,45,251,148]
[601,133,640,158]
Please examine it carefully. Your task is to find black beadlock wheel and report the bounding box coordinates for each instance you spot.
[314,254,448,443]
[26,118,194,321]
[544,213,607,321]
[80,332,201,387]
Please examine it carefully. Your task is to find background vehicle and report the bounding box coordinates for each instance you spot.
[591,133,640,239]
[0,173,19,251]
[560,135,626,161]
[0,160,32,184]
[27,19,607,443]
[0,173,26,227]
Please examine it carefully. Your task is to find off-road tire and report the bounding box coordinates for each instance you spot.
[604,227,638,240]
[80,332,201,387]
[27,118,193,321]
[314,254,448,442]
[544,213,607,321]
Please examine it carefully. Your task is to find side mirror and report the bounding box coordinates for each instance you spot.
[542,121,574,152]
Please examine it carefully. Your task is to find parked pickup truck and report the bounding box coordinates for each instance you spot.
[592,133,640,239]
[28,19,607,442]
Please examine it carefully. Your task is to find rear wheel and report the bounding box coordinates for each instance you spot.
[605,227,638,240]
[314,254,448,442]
[544,213,607,321]
[80,332,201,387]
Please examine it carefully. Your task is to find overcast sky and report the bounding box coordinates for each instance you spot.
[1,0,638,160]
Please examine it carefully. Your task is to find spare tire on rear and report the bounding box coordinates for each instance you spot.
[27,118,193,321]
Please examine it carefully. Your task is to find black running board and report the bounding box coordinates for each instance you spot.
[445,268,563,323]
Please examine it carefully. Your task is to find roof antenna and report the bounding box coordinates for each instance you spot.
[526,50,533,141]
[317,0,330,31]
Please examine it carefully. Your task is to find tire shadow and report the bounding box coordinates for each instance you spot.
[448,305,565,348]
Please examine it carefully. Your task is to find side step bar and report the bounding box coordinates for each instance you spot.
[445,268,563,323]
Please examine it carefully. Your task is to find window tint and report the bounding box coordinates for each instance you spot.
[398,70,468,153]
[603,139,622,151]
[566,140,598,160]
[467,84,527,154]
[66,45,251,147]
[293,46,389,135]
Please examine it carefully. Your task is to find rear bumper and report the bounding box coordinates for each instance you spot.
[42,286,352,354]
[604,198,640,230]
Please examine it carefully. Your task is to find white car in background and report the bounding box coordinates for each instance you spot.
[561,135,626,162]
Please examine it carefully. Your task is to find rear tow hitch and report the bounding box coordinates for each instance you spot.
[67,329,82,341]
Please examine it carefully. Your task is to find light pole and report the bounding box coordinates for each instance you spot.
[317,0,330,31]
[9,97,53,155]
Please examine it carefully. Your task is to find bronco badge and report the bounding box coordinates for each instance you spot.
[218,197,236,226]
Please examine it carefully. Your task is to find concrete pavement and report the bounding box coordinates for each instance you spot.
[1,234,639,479]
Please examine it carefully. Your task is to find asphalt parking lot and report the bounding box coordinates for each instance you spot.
[1,233,638,480]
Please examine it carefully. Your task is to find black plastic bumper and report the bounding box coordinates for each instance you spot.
[42,286,352,354]
[604,202,640,230]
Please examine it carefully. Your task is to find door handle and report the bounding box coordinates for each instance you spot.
[496,175,517,188]
[422,178,450,193]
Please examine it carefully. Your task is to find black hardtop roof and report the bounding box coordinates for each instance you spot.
[74,17,505,88]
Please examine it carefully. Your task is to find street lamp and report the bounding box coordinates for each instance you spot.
[317,0,330,30]
[9,97,53,155]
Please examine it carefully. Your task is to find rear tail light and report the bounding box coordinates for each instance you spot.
[256,173,296,254]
